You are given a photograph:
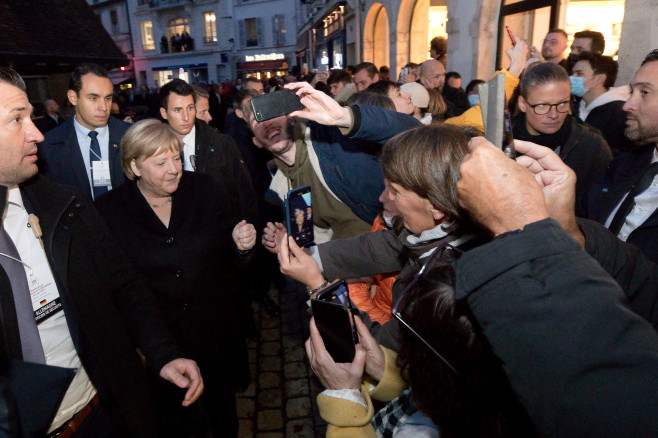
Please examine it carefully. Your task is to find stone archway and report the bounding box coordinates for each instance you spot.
[363,3,390,68]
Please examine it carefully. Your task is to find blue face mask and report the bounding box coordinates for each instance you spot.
[569,76,589,97]
[467,94,480,107]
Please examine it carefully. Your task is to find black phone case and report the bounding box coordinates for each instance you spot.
[250,89,305,122]
[311,299,357,363]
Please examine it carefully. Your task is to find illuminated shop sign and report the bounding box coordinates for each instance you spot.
[245,53,285,62]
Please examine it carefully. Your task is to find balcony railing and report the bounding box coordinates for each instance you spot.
[148,0,192,8]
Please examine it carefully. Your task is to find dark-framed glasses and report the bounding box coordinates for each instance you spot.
[392,242,463,376]
[527,100,571,115]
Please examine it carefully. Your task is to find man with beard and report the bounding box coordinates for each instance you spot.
[578,49,658,264]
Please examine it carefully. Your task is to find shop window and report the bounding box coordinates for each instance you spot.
[141,21,155,51]
[272,15,286,45]
[564,0,625,57]
[239,18,263,48]
[204,12,217,43]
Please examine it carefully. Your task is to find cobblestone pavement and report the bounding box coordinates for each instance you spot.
[236,278,327,438]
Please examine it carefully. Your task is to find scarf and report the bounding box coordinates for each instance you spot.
[512,113,573,151]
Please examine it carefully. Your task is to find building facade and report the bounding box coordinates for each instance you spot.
[124,0,297,88]
[88,0,135,87]
[298,0,657,87]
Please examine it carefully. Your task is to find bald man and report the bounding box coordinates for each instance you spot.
[418,59,446,90]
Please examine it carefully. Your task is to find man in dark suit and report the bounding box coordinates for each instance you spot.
[0,68,203,436]
[37,63,130,200]
[159,79,258,225]
[159,79,272,323]
[577,49,658,264]
[34,99,64,134]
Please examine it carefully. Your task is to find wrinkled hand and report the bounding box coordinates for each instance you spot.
[284,82,352,127]
[159,358,204,406]
[354,317,385,381]
[506,31,529,77]
[233,220,257,251]
[305,318,366,390]
[458,137,549,236]
[262,221,286,254]
[278,235,326,290]
[514,140,584,247]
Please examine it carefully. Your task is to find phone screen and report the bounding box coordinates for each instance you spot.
[285,186,314,247]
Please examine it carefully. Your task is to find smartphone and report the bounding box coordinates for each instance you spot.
[311,281,359,363]
[250,89,305,123]
[505,26,516,46]
[284,185,314,248]
[503,108,516,159]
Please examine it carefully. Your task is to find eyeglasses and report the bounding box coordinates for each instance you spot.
[526,100,571,115]
[391,242,463,376]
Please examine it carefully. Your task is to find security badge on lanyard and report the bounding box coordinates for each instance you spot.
[90,147,111,187]
[27,215,63,323]
[92,161,111,187]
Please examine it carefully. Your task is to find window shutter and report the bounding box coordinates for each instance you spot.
[257,17,264,46]
[278,15,286,45]
[238,19,246,48]
[272,15,277,45]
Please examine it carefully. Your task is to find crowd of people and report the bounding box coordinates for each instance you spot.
[1,24,658,438]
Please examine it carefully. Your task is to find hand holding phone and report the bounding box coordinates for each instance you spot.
[250,89,305,122]
[311,281,359,363]
[306,318,365,390]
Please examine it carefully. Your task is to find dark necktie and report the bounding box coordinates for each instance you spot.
[608,162,658,235]
[88,131,108,199]
[0,224,46,363]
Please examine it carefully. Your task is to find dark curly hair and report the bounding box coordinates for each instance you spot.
[396,257,533,437]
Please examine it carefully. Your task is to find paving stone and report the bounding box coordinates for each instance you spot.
[283,345,305,362]
[240,380,256,397]
[282,334,301,348]
[261,329,279,342]
[258,388,282,408]
[259,372,281,389]
[260,356,282,372]
[236,397,255,419]
[257,410,283,431]
[261,341,281,356]
[284,362,308,379]
[282,321,302,335]
[248,348,257,364]
[261,315,280,328]
[285,419,315,437]
[286,397,311,418]
[285,379,309,398]
[238,419,254,438]
[257,433,284,438]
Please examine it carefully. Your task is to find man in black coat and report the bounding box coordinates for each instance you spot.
[577,49,658,264]
[34,99,64,134]
[512,61,612,194]
[37,63,130,200]
[0,68,202,437]
[572,52,635,155]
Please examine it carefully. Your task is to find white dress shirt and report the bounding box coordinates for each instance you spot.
[4,188,96,432]
[182,125,197,171]
[604,148,658,241]
[73,117,112,192]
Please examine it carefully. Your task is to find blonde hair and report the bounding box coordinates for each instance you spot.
[120,119,182,180]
